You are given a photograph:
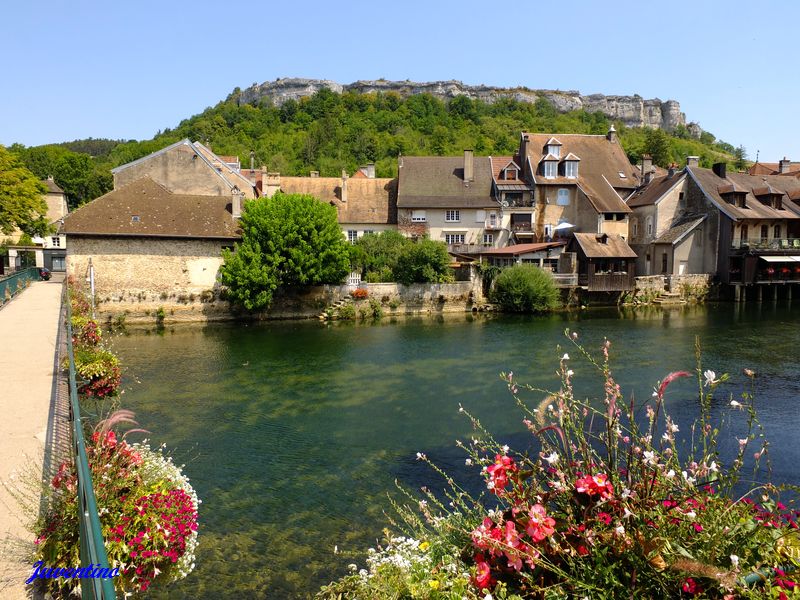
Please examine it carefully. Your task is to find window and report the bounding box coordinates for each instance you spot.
[632,219,639,237]
[347,230,358,243]
[445,210,460,222]
[678,192,686,210]
[761,225,768,242]
[547,145,561,158]
[646,216,653,236]
[543,161,556,178]
[661,252,668,274]
[774,224,781,239]
[487,211,498,227]
[564,161,578,178]
[557,188,570,205]
[504,168,517,180]
[131,215,141,223]
[544,224,553,239]
[51,237,61,247]
[363,230,374,236]
[475,210,486,223]
[482,233,494,246]
[445,233,465,244]
[740,224,748,244]
[411,210,426,222]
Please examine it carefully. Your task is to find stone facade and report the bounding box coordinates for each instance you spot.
[67,236,229,299]
[236,78,691,132]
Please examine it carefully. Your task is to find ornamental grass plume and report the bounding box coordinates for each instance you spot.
[320,332,800,599]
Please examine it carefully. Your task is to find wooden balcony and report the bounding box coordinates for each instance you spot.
[579,272,635,292]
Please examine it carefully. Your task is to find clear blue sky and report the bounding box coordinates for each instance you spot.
[2,0,797,163]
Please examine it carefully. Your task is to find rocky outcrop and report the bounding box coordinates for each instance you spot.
[236,78,690,131]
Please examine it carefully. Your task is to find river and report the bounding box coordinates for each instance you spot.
[110,302,800,598]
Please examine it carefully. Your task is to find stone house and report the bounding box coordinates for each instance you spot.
[396,151,501,252]
[62,177,240,297]
[111,139,256,199]
[627,159,800,283]
[515,129,639,243]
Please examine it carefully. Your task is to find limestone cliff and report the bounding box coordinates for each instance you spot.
[235,78,690,132]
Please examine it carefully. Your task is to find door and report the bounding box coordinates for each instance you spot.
[51,256,66,271]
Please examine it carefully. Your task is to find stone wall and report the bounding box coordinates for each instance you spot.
[635,275,667,293]
[236,78,692,132]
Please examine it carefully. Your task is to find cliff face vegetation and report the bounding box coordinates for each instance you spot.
[235,78,692,132]
[8,82,737,207]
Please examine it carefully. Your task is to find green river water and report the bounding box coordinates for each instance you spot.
[110,303,800,598]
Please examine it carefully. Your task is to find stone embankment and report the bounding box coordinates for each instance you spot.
[235,77,696,133]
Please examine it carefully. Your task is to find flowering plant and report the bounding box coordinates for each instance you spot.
[351,287,370,300]
[35,412,199,597]
[322,333,800,599]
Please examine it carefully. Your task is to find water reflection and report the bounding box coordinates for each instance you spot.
[112,302,800,598]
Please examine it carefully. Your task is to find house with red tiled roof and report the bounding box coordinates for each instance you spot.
[747,158,800,176]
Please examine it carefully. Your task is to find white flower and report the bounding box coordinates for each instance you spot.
[643,450,657,465]
[544,452,560,465]
[668,422,679,433]
[566,369,574,377]
[730,554,739,568]
[665,469,676,479]
[465,458,473,466]
[738,437,749,448]
[685,510,697,519]
[703,369,718,387]
[730,400,742,408]
[416,452,425,460]
[615,524,625,536]
[501,445,509,454]
[562,353,570,360]
[708,461,719,473]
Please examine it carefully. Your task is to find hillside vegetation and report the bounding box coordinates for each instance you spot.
[9,90,739,207]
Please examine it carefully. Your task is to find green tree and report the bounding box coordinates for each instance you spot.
[491,264,560,313]
[643,128,672,167]
[393,238,452,285]
[220,193,351,310]
[351,230,409,281]
[733,145,747,171]
[0,145,48,236]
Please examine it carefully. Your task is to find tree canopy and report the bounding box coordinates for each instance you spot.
[220,193,351,310]
[491,264,560,313]
[0,145,49,236]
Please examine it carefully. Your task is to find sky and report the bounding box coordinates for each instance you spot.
[1,0,797,163]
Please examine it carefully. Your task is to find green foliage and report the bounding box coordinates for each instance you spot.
[11,143,112,209]
[352,230,409,280]
[643,128,672,167]
[0,145,48,236]
[394,239,453,286]
[491,264,560,313]
[336,302,355,320]
[220,193,351,310]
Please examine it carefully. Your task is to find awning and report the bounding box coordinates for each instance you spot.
[554,222,575,231]
[759,255,800,262]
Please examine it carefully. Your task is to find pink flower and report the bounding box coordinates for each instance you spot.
[682,577,700,594]
[486,454,517,495]
[596,512,612,525]
[526,504,556,542]
[692,522,703,533]
[473,555,494,590]
[575,473,614,500]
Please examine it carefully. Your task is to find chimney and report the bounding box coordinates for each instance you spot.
[520,133,530,177]
[779,157,792,174]
[712,162,727,179]
[365,163,375,179]
[641,154,653,185]
[686,156,700,168]
[464,149,474,183]
[262,170,280,198]
[668,163,676,178]
[231,187,243,218]
[606,125,617,143]
[341,169,348,203]
[310,171,319,178]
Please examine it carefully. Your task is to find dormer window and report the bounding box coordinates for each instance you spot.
[544,137,562,159]
[562,152,580,178]
[504,167,517,180]
[543,161,556,178]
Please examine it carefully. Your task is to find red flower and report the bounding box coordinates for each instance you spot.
[473,556,494,590]
[596,512,612,525]
[486,454,517,495]
[526,504,556,542]
[682,577,700,594]
[575,473,614,500]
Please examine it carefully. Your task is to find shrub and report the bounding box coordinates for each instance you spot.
[35,419,199,597]
[394,239,453,286]
[368,298,383,319]
[491,264,560,313]
[71,315,102,346]
[337,303,355,320]
[320,335,800,599]
[351,287,369,300]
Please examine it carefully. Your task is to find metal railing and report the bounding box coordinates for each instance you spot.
[552,273,579,287]
[0,267,39,305]
[64,283,117,599]
[731,238,800,250]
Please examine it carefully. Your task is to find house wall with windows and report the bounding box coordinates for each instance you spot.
[399,207,497,248]
[341,223,396,243]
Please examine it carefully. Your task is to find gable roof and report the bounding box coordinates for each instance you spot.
[627,171,687,208]
[522,132,637,214]
[748,161,800,176]
[686,167,800,221]
[61,176,240,240]
[653,216,707,245]
[43,178,64,194]
[397,155,498,208]
[573,232,637,258]
[278,176,397,224]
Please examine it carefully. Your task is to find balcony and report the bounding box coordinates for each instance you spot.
[484,220,501,230]
[731,238,800,251]
[448,243,488,254]
[579,272,635,292]
[511,222,533,234]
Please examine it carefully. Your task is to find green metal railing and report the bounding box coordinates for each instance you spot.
[0,267,39,305]
[64,283,117,599]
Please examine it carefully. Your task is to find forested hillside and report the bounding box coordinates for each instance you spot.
[8,90,742,208]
